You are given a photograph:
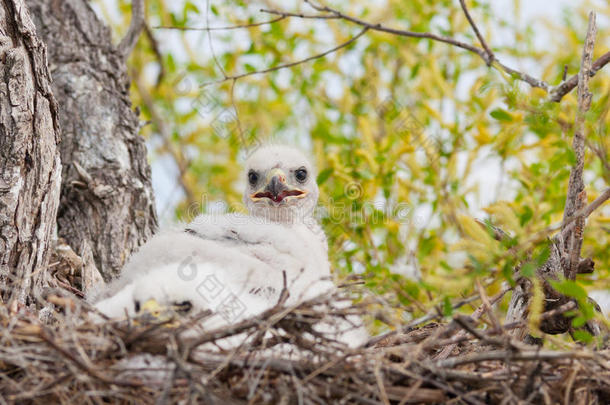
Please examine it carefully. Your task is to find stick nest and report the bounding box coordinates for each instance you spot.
[0,287,608,405]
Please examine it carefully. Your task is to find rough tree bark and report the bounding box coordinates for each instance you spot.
[506,13,602,340]
[0,0,62,306]
[26,0,157,282]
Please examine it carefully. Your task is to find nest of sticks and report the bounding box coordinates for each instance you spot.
[1,282,609,405]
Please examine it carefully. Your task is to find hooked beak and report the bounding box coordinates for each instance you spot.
[250,168,307,204]
[136,299,190,327]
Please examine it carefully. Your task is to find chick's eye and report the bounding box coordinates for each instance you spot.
[248,170,259,185]
[295,168,307,182]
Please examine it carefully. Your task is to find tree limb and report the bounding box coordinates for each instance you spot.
[560,187,610,238]
[561,12,596,280]
[550,51,610,102]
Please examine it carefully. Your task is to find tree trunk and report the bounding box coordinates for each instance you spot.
[26,0,158,281]
[0,0,62,306]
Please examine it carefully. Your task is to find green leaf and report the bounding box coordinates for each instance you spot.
[442,296,453,317]
[490,108,512,122]
[520,262,536,277]
[316,168,334,185]
[572,330,593,344]
[549,279,587,301]
[520,206,533,226]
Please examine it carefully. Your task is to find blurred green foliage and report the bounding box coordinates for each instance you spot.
[95,0,609,338]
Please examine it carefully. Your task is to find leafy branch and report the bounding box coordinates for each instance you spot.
[154,0,610,103]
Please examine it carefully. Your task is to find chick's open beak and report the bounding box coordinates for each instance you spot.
[250,168,307,203]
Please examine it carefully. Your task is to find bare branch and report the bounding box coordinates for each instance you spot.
[268,2,553,92]
[262,1,610,101]
[434,349,594,369]
[494,60,549,91]
[459,0,494,65]
[550,51,610,102]
[200,27,368,88]
[560,187,610,238]
[154,16,287,31]
[259,9,339,20]
[562,12,597,280]
[143,25,166,86]
[294,1,488,59]
[118,0,145,59]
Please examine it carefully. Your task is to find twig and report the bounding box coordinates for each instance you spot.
[434,349,594,369]
[39,329,143,388]
[143,25,166,86]
[277,270,290,306]
[550,51,610,102]
[262,1,610,101]
[200,27,369,88]
[366,287,511,348]
[281,2,487,58]
[560,187,610,238]
[206,0,227,79]
[154,16,287,31]
[561,12,597,280]
[293,1,550,92]
[458,0,494,65]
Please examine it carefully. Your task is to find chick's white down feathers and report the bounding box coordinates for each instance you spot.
[91,145,367,347]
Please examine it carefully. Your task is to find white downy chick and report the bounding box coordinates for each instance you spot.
[90,145,367,348]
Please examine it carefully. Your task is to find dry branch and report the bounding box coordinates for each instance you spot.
[505,12,604,340]
[199,27,369,88]
[1,287,608,404]
[562,12,597,280]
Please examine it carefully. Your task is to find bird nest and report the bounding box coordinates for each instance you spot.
[1,286,609,405]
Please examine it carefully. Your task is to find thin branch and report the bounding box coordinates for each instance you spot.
[562,12,597,280]
[560,187,610,238]
[259,9,340,20]
[434,349,594,369]
[494,60,549,91]
[118,0,145,59]
[262,1,610,101]
[206,0,227,79]
[459,0,494,65]
[275,2,487,58]
[302,0,551,90]
[270,1,551,92]
[154,15,287,31]
[550,51,610,102]
[199,27,368,88]
[39,329,143,388]
[365,287,511,348]
[143,24,166,86]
